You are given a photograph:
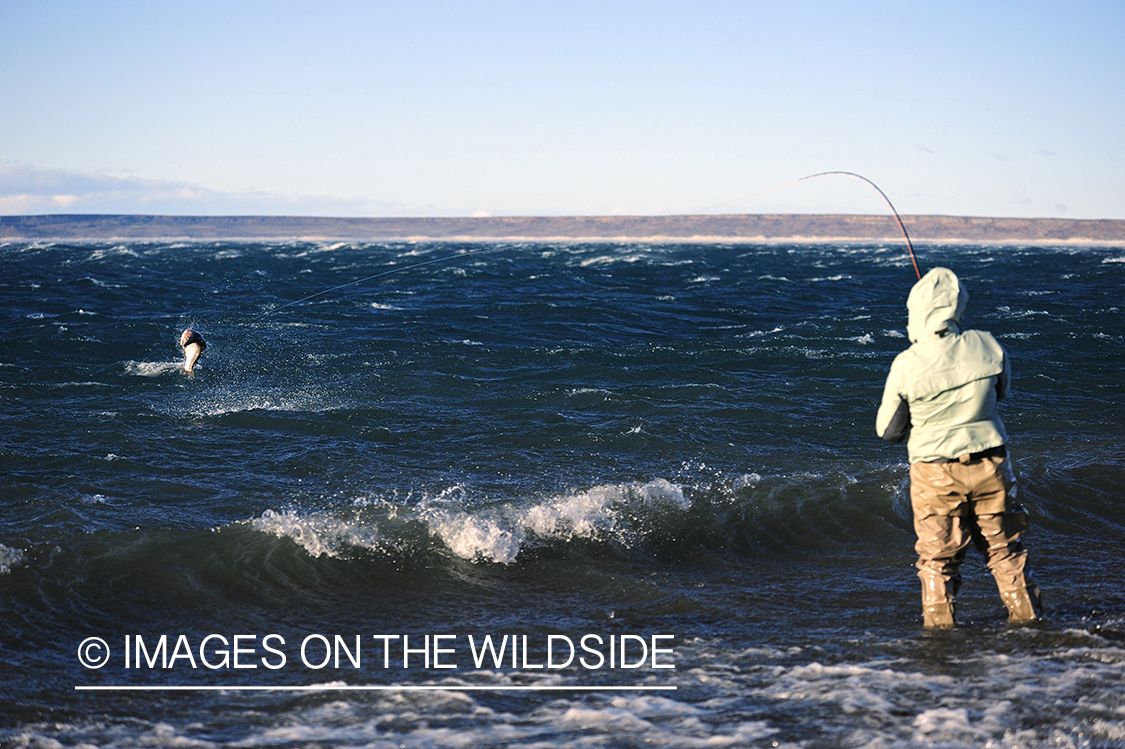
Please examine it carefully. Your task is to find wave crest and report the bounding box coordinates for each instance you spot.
[421,479,690,563]
[248,479,692,566]
[249,508,387,559]
[0,544,27,574]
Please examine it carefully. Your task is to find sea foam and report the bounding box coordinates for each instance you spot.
[247,479,691,565]
[0,544,26,574]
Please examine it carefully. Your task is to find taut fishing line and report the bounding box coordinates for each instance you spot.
[179,173,921,383]
[261,171,919,317]
[209,245,516,390]
[692,171,922,280]
[257,244,514,318]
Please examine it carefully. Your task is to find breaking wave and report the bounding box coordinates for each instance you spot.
[250,479,694,565]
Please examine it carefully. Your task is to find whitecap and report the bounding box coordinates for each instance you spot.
[743,326,784,338]
[567,387,612,396]
[249,508,385,559]
[0,544,27,574]
[125,361,183,377]
[732,473,761,490]
[912,707,986,743]
[88,246,139,260]
[995,305,1050,319]
[252,479,693,567]
[415,479,691,565]
[580,254,643,267]
[423,511,522,564]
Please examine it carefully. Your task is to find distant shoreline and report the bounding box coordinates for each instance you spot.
[3,213,1125,245]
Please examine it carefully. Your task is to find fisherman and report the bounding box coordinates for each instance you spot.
[876,267,1041,628]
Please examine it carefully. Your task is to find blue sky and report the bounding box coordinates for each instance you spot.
[2,1,1122,218]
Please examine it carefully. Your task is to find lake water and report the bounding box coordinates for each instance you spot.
[1,239,1123,747]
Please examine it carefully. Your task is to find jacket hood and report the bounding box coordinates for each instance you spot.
[907,267,968,343]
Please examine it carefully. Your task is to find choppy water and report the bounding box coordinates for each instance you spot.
[1,239,1123,748]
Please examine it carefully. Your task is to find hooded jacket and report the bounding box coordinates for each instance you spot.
[876,267,1010,463]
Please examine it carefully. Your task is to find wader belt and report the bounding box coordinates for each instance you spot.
[925,445,1007,465]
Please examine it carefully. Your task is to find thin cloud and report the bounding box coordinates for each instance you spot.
[0,166,417,216]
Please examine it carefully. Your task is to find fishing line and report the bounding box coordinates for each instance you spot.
[262,171,919,318]
[257,244,514,317]
[170,176,920,375]
[176,245,517,383]
[693,171,921,279]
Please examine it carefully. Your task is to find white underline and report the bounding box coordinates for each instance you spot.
[75,684,676,692]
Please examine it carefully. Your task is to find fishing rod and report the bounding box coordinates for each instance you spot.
[263,171,921,318]
[693,171,922,279]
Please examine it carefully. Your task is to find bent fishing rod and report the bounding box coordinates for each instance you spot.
[263,170,923,316]
[693,170,921,279]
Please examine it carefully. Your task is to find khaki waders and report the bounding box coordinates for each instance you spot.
[910,450,1041,628]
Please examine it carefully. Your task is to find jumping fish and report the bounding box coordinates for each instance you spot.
[180,329,207,374]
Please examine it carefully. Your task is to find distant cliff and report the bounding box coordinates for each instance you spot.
[2,213,1124,244]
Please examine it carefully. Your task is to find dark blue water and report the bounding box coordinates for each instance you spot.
[1,240,1123,747]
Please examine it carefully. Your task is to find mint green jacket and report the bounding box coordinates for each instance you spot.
[876,268,1010,463]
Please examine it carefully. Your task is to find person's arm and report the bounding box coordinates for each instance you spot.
[876,364,911,444]
[996,351,1011,402]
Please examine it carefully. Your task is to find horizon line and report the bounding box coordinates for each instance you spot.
[75,684,678,692]
[4,211,1122,221]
